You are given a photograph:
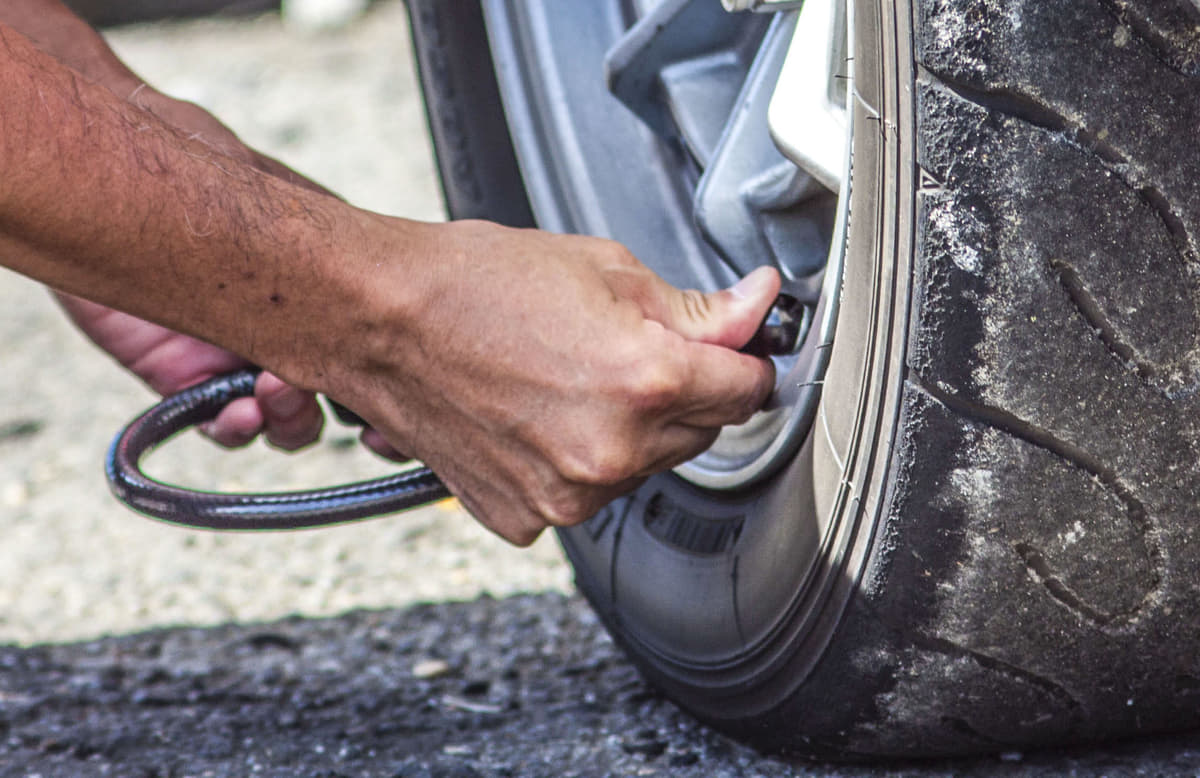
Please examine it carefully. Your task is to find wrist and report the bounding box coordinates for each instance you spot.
[254,210,434,405]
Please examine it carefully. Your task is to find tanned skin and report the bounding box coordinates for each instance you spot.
[0,2,779,545]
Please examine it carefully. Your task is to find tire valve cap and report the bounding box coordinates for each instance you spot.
[740,293,809,358]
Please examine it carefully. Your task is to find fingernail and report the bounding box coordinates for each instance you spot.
[729,266,770,300]
[265,386,306,419]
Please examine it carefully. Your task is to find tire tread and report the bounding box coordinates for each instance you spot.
[817,0,1200,755]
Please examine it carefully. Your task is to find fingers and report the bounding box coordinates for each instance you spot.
[359,427,411,462]
[634,424,722,477]
[674,340,777,427]
[254,372,323,451]
[615,264,782,349]
[199,374,322,450]
[201,397,262,448]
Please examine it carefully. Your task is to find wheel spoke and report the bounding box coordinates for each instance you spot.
[605,0,748,141]
[768,0,849,193]
[604,0,769,165]
[692,14,835,278]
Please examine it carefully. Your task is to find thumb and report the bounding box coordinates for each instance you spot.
[637,265,782,349]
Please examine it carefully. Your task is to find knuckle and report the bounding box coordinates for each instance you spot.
[474,503,542,547]
[506,525,542,548]
[266,410,324,452]
[532,488,590,529]
[554,439,637,487]
[599,239,640,269]
[554,454,592,485]
[268,430,316,452]
[589,444,637,485]
[214,429,255,449]
[625,360,685,413]
[731,392,764,425]
[742,369,774,420]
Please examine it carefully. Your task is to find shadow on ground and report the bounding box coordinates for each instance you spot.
[4,592,1200,777]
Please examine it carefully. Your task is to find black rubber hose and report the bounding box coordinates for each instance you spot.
[105,368,451,530]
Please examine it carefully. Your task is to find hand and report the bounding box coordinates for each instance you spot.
[56,293,323,450]
[324,219,779,545]
[0,15,770,538]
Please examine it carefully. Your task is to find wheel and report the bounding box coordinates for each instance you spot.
[408,0,1200,758]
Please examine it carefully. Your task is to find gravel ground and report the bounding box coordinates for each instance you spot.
[0,1,569,647]
[7,4,1200,775]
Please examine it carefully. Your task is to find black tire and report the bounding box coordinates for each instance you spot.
[405,0,534,228]
[408,0,1200,758]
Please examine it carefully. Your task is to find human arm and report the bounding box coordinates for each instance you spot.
[1,0,330,450]
[0,21,777,544]
[0,0,312,186]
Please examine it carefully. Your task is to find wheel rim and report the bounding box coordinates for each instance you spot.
[482,0,852,492]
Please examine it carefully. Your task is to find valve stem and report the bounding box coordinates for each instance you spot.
[740,293,810,358]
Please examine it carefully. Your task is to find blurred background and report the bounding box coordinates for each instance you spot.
[0,0,572,646]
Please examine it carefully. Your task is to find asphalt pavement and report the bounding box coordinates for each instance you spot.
[8,593,1200,777]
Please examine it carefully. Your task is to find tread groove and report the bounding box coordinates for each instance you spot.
[1013,542,1115,625]
[908,630,1083,716]
[910,376,1165,624]
[731,556,748,648]
[1047,257,1157,382]
[1136,184,1197,265]
[1097,0,1200,78]
[917,64,1123,164]
[919,67,1198,264]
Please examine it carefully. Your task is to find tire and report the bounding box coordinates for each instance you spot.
[405,0,534,228]
[408,0,1200,759]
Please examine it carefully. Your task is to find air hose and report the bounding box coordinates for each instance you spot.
[105,368,450,530]
[105,293,803,531]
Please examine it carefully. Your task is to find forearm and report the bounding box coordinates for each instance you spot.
[0,0,142,93]
[0,23,409,392]
[0,0,329,194]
